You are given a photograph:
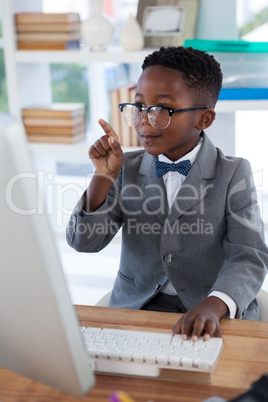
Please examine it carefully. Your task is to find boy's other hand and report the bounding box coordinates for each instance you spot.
[172,296,228,341]
[89,119,123,177]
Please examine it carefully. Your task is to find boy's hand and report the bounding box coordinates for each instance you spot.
[89,119,123,178]
[172,297,228,341]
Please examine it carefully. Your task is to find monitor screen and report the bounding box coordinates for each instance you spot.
[0,113,95,397]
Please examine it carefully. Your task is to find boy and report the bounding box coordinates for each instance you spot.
[66,46,268,341]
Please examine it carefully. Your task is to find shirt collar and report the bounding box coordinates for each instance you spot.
[158,136,203,165]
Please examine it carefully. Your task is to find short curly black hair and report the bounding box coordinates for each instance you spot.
[142,46,223,108]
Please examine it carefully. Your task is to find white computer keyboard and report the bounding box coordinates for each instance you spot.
[81,327,223,384]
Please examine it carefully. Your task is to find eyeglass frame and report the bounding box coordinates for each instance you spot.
[118,102,209,129]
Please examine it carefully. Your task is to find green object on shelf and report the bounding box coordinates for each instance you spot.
[184,39,268,53]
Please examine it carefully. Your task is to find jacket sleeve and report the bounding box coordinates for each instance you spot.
[66,171,123,253]
[210,158,268,318]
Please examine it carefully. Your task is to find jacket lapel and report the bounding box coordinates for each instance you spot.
[167,133,218,225]
[138,152,169,225]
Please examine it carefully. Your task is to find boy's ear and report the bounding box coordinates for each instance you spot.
[195,108,216,130]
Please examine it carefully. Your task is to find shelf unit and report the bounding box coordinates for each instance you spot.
[14,47,157,64]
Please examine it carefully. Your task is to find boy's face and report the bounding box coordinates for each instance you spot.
[134,65,207,161]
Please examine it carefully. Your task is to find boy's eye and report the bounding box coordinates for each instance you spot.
[155,104,170,110]
[134,102,145,109]
[134,103,170,109]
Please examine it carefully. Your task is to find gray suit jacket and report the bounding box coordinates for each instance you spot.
[66,132,268,320]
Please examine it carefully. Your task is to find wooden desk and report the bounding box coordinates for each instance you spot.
[1,306,268,402]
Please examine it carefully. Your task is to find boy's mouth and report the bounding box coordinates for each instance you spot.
[138,128,161,140]
[140,134,161,144]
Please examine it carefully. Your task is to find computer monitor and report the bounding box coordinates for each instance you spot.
[0,113,95,397]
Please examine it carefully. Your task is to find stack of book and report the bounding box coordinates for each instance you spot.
[110,83,141,147]
[15,12,81,50]
[22,103,86,143]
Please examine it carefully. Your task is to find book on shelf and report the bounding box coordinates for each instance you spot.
[22,103,86,118]
[15,12,81,51]
[17,31,81,42]
[15,12,80,24]
[16,22,81,33]
[110,83,140,147]
[17,40,80,50]
[26,133,85,144]
[218,88,268,100]
[24,123,85,136]
[110,88,122,143]
[23,115,85,127]
[22,103,86,144]
[184,39,268,53]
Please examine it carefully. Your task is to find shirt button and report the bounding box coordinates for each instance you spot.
[164,254,173,263]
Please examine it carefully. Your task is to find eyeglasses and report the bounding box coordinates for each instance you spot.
[118,103,209,130]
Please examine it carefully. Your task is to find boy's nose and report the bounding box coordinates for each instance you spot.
[140,110,150,125]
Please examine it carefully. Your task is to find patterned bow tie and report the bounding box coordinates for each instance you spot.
[155,159,191,177]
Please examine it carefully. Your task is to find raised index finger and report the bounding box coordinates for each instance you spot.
[98,118,119,142]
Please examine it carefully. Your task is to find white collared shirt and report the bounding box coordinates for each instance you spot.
[158,138,203,209]
[158,138,237,318]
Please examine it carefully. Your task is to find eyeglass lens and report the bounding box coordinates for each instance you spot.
[122,104,140,127]
[122,105,171,129]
